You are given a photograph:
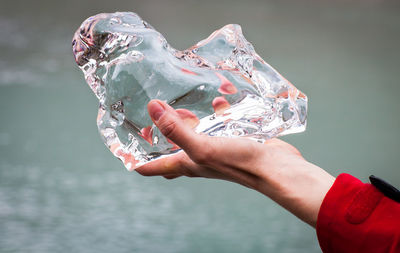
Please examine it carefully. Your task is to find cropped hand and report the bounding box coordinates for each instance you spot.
[136,100,335,227]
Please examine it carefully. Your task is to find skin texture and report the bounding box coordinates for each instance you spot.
[136,100,335,227]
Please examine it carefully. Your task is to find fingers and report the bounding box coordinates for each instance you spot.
[145,100,268,181]
[136,149,260,189]
[147,100,205,156]
[147,100,265,174]
[136,151,185,176]
[175,109,199,128]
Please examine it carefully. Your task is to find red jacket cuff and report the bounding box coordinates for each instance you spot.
[316,173,400,253]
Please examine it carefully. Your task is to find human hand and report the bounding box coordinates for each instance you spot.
[136,100,303,188]
[136,100,335,227]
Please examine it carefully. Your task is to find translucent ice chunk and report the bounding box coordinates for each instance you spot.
[72,12,307,169]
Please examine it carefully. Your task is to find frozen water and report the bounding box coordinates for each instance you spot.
[72,12,307,169]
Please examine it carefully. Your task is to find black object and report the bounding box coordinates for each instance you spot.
[369,175,400,203]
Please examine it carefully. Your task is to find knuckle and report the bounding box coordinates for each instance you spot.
[177,159,195,178]
[159,119,177,139]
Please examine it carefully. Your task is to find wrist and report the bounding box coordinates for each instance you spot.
[256,156,335,227]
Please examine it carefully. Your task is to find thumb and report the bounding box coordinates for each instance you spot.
[147,100,202,152]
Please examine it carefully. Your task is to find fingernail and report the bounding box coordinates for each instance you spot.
[149,101,165,121]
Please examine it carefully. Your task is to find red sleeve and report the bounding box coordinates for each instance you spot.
[317,173,400,253]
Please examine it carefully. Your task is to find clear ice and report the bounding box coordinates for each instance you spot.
[72,12,307,170]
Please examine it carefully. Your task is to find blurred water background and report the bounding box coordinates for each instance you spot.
[0,0,399,252]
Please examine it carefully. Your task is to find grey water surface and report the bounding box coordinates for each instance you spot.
[1,0,399,252]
